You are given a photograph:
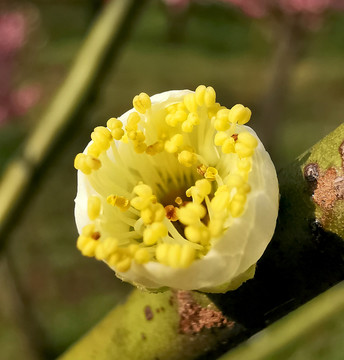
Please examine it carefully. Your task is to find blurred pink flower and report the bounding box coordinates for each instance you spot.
[223,0,344,17]
[0,10,40,127]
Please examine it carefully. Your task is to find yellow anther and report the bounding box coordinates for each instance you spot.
[222,138,235,154]
[76,235,89,250]
[128,130,137,140]
[228,104,251,124]
[233,193,247,204]
[87,143,101,158]
[74,153,101,174]
[178,150,196,167]
[188,112,200,125]
[80,239,98,257]
[195,179,212,196]
[209,218,225,237]
[165,134,183,153]
[143,222,167,246]
[127,112,141,130]
[156,243,169,265]
[237,132,258,149]
[87,196,101,220]
[178,202,206,225]
[179,245,196,268]
[204,167,218,181]
[107,195,130,211]
[141,203,165,225]
[146,141,164,155]
[128,244,140,255]
[214,131,228,146]
[112,128,125,140]
[91,126,112,152]
[95,237,118,260]
[134,183,153,198]
[108,252,121,267]
[195,85,206,106]
[204,86,216,107]
[107,117,122,130]
[238,183,251,194]
[134,248,150,264]
[181,120,194,133]
[230,200,245,218]
[184,225,201,243]
[134,142,147,154]
[85,154,102,170]
[211,190,230,212]
[237,158,252,172]
[168,244,182,268]
[226,174,245,188]
[235,143,254,158]
[184,93,198,113]
[133,92,151,114]
[208,102,222,119]
[185,224,210,245]
[116,256,132,272]
[166,103,178,113]
[130,196,153,211]
[135,131,146,143]
[121,133,129,143]
[214,109,231,131]
[165,113,178,127]
[174,110,188,123]
[81,224,95,237]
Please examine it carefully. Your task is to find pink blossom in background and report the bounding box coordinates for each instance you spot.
[223,0,344,17]
[0,10,40,127]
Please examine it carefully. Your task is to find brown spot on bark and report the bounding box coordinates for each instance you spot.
[169,296,174,306]
[141,332,146,340]
[176,291,232,334]
[313,168,337,211]
[144,305,153,321]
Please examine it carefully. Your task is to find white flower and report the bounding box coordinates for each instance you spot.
[74,86,279,293]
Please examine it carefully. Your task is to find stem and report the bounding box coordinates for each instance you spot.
[0,0,147,251]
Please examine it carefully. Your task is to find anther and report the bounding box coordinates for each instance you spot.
[133,93,151,114]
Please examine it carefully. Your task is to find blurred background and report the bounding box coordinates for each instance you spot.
[0,0,344,359]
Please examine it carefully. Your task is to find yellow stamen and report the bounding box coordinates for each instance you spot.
[133,93,151,114]
[228,104,251,124]
[178,150,196,167]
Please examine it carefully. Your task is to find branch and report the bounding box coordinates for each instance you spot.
[0,0,147,250]
[59,123,344,359]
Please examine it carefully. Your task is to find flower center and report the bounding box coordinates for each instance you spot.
[74,86,257,273]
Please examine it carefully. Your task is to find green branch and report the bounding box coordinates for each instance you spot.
[0,0,146,250]
[59,123,344,359]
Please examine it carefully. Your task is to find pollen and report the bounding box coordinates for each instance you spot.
[74,86,266,276]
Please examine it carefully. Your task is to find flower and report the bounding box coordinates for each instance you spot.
[74,86,279,293]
